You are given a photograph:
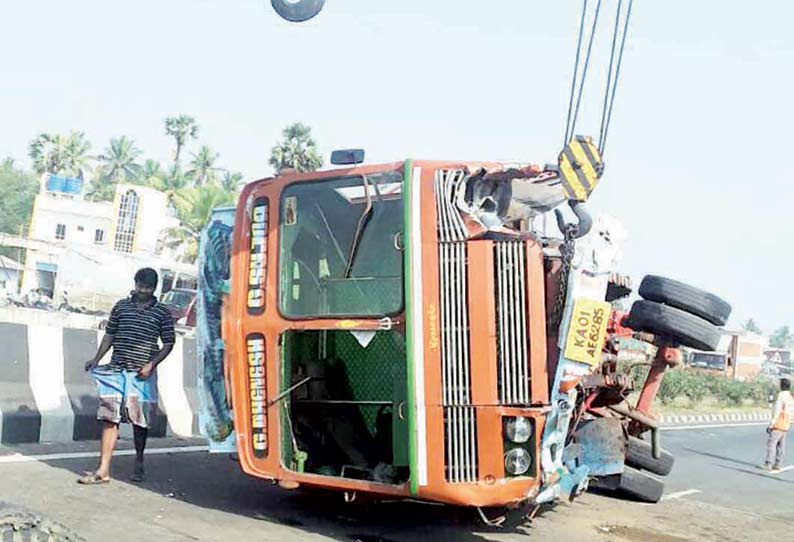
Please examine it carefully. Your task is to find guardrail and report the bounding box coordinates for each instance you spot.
[0,322,199,444]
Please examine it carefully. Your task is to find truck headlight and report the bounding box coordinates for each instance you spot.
[504,448,531,476]
[505,416,532,443]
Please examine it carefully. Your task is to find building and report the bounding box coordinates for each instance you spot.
[688,331,767,381]
[17,176,195,310]
[0,255,22,294]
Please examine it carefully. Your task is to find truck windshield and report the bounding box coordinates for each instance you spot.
[278,170,403,318]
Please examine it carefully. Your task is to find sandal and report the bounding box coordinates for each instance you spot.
[77,473,110,485]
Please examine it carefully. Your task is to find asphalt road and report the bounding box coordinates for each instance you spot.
[0,426,792,542]
[660,424,794,521]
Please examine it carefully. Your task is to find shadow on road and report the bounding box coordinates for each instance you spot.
[714,464,794,484]
[21,447,539,542]
[682,447,760,468]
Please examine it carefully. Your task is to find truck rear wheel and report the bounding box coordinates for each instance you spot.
[627,300,721,351]
[618,467,665,503]
[625,436,675,476]
[0,504,84,542]
[638,275,731,326]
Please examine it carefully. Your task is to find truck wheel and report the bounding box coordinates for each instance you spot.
[271,0,325,22]
[627,300,721,351]
[625,436,675,476]
[618,467,664,503]
[638,275,731,326]
[0,505,85,541]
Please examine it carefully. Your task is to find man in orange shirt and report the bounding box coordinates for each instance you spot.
[763,378,794,473]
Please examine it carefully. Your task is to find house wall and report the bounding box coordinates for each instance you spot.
[21,184,188,305]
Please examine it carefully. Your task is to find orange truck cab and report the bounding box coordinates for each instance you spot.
[207,151,628,511]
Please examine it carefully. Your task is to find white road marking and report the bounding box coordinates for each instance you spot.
[0,445,208,465]
[661,489,702,501]
[662,422,767,431]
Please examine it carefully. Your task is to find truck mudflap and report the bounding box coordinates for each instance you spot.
[536,214,627,503]
[196,209,237,453]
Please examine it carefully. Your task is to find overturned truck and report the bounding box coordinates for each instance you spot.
[196,144,731,520]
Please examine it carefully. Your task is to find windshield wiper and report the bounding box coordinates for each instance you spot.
[343,175,375,278]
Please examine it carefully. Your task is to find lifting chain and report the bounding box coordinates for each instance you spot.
[549,224,578,330]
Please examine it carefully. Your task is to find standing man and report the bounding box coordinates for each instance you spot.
[763,378,794,473]
[78,268,176,484]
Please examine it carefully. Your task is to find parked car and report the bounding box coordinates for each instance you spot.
[161,288,197,323]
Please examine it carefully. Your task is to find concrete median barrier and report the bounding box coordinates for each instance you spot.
[0,322,200,444]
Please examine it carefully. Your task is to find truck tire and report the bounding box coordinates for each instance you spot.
[0,504,85,541]
[625,436,675,476]
[627,300,721,351]
[638,275,731,326]
[618,467,665,503]
[271,0,325,22]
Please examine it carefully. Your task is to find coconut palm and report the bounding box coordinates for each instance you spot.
[221,170,244,193]
[269,122,323,173]
[29,132,92,179]
[142,164,191,213]
[97,136,143,184]
[85,136,142,202]
[186,145,221,186]
[164,184,236,262]
[164,115,199,166]
[137,159,163,186]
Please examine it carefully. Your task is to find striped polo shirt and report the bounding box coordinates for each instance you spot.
[106,296,176,372]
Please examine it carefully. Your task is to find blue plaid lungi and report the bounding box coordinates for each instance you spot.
[91,367,158,428]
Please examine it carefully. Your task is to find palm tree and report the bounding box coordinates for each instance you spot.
[63,132,93,180]
[165,184,236,262]
[221,170,244,193]
[186,145,220,186]
[85,165,114,202]
[143,164,191,212]
[269,122,323,173]
[137,159,163,186]
[29,132,92,179]
[97,136,143,184]
[164,115,199,166]
[86,136,142,202]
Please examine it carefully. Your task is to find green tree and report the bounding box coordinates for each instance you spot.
[28,132,92,179]
[164,115,199,166]
[770,326,793,349]
[0,160,39,259]
[220,170,244,193]
[144,164,191,212]
[186,145,221,186]
[97,136,143,184]
[165,184,235,262]
[137,159,164,186]
[269,122,323,173]
[742,318,762,334]
[85,137,143,202]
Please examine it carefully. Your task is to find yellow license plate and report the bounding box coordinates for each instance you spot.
[563,298,611,366]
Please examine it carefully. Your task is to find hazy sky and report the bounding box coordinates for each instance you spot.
[1,1,792,331]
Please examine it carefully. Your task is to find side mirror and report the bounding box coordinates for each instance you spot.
[331,149,365,166]
[271,0,325,22]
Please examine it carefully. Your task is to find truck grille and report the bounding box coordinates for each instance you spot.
[435,169,478,483]
[494,241,531,405]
